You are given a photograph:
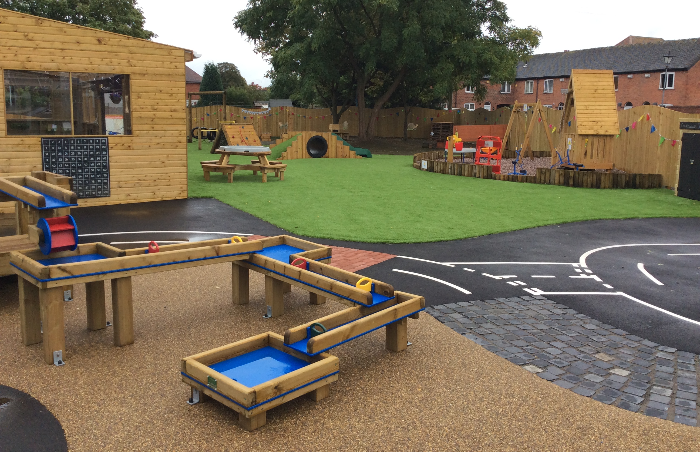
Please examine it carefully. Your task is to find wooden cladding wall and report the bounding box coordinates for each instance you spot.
[0,9,189,213]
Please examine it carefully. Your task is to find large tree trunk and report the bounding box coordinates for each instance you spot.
[403,105,412,141]
[356,75,369,140]
[366,69,406,139]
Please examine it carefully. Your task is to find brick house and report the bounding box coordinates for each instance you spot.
[452,37,700,113]
[186,65,202,105]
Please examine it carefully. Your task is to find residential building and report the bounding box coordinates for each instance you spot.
[452,37,700,113]
[186,66,202,105]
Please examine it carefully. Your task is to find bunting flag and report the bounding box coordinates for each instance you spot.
[552,126,557,133]
[650,125,656,133]
[672,140,677,146]
[646,113,651,121]
[631,121,637,129]
[659,136,666,145]
[617,112,679,147]
[568,121,572,126]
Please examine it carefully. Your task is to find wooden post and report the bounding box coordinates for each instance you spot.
[239,412,266,431]
[310,292,326,305]
[265,276,284,317]
[283,282,292,294]
[308,384,330,401]
[386,317,408,352]
[232,263,249,305]
[18,277,42,345]
[85,281,107,331]
[40,286,65,364]
[447,136,454,163]
[111,277,134,346]
[188,93,193,143]
[198,128,202,150]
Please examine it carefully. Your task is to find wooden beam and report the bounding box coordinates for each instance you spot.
[40,286,65,364]
[18,276,42,345]
[85,281,107,331]
[111,277,134,346]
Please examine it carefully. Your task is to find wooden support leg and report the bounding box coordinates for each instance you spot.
[190,386,209,404]
[85,281,107,331]
[238,411,266,431]
[111,277,134,347]
[309,292,326,305]
[279,170,285,181]
[232,263,249,305]
[18,277,42,345]
[264,276,284,317]
[40,286,65,365]
[308,383,330,402]
[227,171,233,183]
[261,169,268,183]
[386,317,408,352]
[203,170,210,182]
[283,282,292,294]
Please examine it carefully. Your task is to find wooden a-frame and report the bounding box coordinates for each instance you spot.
[521,100,556,159]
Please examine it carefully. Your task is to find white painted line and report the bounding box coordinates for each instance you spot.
[80,230,253,237]
[579,243,700,268]
[507,281,519,286]
[637,263,664,286]
[531,275,556,278]
[392,269,471,295]
[522,288,700,328]
[584,269,592,274]
[463,268,475,272]
[575,268,582,273]
[514,281,527,286]
[395,256,455,267]
[445,262,578,265]
[668,254,700,256]
[569,274,603,282]
[482,273,517,280]
[110,241,188,245]
[603,284,614,289]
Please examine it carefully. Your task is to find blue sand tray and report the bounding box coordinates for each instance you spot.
[37,253,107,266]
[285,308,425,357]
[255,244,306,263]
[210,346,310,388]
[0,186,78,211]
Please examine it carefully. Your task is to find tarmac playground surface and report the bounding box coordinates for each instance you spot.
[1,198,699,450]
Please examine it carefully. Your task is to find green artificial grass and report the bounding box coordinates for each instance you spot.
[188,142,700,243]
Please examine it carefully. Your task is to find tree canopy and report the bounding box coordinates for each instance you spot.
[0,0,155,39]
[216,62,247,90]
[235,0,540,139]
[198,63,224,107]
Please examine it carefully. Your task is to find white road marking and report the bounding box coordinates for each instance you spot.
[80,230,253,237]
[570,274,603,282]
[584,269,592,274]
[392,269,471,295]
[668,254,700,256]
[482,273,517,280]
[507,281,519,286]
[637,263,664,286]
[603,284,614,289]
[522,289,700,327]
[575,268,582,273]
[110,241,188,245]
[395,256,455,267]
[579,243,700,268]
[532,275,556,278]
[463,268,475,272]
[445,261,577,265]
[513,281,527,286]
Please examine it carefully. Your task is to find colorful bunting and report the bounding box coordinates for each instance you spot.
[650,125,656,133]
[659,136,666,145]
[632,121,637,129]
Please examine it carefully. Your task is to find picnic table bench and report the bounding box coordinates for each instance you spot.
[201,146,287,183]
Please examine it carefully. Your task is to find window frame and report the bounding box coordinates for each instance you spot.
[464,103,475,111]
[659,72,675,89]
[500,82,511,94]
[524,80,534,94]
[557,102,564,110]
[614,75,619,91]
[543,79,554,94]
[464,86,475,93]
[483,102,491,111]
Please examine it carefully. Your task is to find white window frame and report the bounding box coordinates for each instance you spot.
[524,80,533,94]
[464,103,475,111]
[557,102,564,110]
[464,86,475,93]
[500,82,511,94]
[660,72,675,89]
[483,102,491,111]
[614,75,619,91]
[543,105,552,108]
[543,79,554,93]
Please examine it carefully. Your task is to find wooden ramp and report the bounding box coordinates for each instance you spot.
[222,123,263,147]
[279,132,362,160]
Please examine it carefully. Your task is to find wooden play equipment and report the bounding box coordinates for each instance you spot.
[217,122,263,147]
[182,236,424,431]
[200,146,287,183]
[275,132,363,160]
[188,91,226,148]
[453,124,508,144]
[521,100,557,160]
[474,136,503,174]
[0,172,77,276]
[557,70,619,170]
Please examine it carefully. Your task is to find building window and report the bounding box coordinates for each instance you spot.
[524,80,534,94]
[543,79,554,93]
[544,105,552,108]
[660,72,675,89]
[4,69,131,136]
[558,102,564,110]
[643,101,650,105]
[465,86,475,93]
[500,82,511,94]
[464,103,475,111]
[614,75,618,91]
[483,102,491,111]
[624,102,633,110]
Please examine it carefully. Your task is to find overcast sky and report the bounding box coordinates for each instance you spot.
[136,0,699,87]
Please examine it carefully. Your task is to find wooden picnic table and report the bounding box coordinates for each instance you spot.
[201,146,287,183]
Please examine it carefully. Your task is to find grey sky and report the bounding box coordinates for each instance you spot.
[136,0,699,86]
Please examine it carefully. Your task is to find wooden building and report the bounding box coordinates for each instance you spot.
[557,70,619,169]
[0,9,194,217]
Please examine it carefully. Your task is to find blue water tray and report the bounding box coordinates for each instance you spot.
[255,244,305,263]
[0,186,78,211]
[38,253,107,266]
[210,346,309,387]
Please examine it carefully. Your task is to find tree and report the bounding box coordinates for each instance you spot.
[198,63,224,107]
[0,0,155,39]
[235,0,540,139]
[216,62,247,90]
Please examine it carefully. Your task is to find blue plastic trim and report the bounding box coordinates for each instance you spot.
[0,186,78,210]
[37,253,106,266]
[245,260,392,307]
[285,308,425,357]
[37,217,52,255]
[181,370,340,411]
[11,250,253,283]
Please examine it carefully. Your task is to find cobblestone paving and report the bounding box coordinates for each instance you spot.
[427,295,699,427]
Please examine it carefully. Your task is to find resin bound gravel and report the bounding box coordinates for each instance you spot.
[1,266,699,450]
